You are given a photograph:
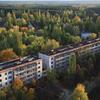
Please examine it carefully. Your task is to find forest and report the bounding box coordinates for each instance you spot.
[0,6,100,61]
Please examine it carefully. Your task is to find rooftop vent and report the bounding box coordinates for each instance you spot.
[51,49,54,52]
[28,58,34,61]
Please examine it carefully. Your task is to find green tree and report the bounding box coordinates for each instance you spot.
[72,36,82,44]
[46,39,59,50]
[84,17,95,32]
[8,29,22,55]
[12,12,17,25]
[68,53,76,75]
[47,70,58,83]
[73,26,80,35]
[96,16,100,32]
[22,12,29,21]
[6,12,13,28]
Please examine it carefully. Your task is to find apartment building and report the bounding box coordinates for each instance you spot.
[0,56,42,88]
[14,56,42,82]
[0,59,19,88]
[39,38,100,70]
[0,38,100,88]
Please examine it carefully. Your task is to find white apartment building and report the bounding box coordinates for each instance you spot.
[39,49,75,71]
[14,58,42,82]
[0,56,43,88]
[39,38,100,70]
[0,69,13,88]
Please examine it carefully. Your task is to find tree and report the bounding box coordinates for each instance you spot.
[0,89,6,100]
[46,39,59,50]
[28,36,45,53]
[84,17,95,32]
[70,84,89,100]
[72,16,81,25]
[8,30,23,55]
[52,24,63,42]
[6,12,13,28]
[19,44,27,56]
[89,33,97,39]
[64,24,73,34]
[68,53,76,75]
[16,18,27,27]
[13,77,23,90]
[96,16,100,32]
[73,26,80,35]
[0,49,17,61]
[12,12,16,25]
[72,36,82,44]
[32,79,37,87]
[22,12,29,21]
[26,88,35,100]
[47,70,58,83]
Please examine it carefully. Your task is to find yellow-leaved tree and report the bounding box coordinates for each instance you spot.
[70,84,89,100]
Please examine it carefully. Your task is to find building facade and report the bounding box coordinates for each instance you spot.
[39,38,100,70]
[0,56,42,88]
[14,58,42,83]
[0,69,13,88]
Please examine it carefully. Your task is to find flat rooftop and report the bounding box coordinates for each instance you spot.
[40,38,100,56]
[0,55,40,71]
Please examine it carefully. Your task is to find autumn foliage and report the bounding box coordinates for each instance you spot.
[0,49,18,62]
[13,77,23,90]
[71,84,89,100]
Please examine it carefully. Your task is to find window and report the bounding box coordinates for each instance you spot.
[20,67,23,71]
[51,58,53,60]
[38,62,40,64]
[9,81,12,84]
[20,73,23,76]
[27,64,33,68]
[27,74,32,77]
[0,84,2,87]
[51,65,53,68]
[0,79,2,82]
[0,74,1,77]
[8,71,12,74]
[16,74,18,76]
[38,71,40,73]
[5,82,7,85]
[8,76,12,79]
[5,77,7,80]
[38,74,40,77]
[51,61,53,64]
[38,66,40,69]
[27,71,29,73]
[33,63,37,66]
[33,73,35,75]
[5,73,7,75]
